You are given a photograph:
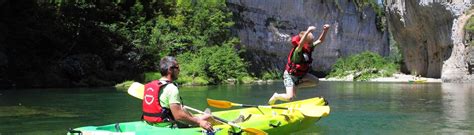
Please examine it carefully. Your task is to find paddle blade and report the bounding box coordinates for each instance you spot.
[243,128,268,135]
[127,82,145,100]
[207,99,233,109]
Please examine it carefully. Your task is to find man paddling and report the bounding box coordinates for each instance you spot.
[142,56,213,131]
[268,25,330,105]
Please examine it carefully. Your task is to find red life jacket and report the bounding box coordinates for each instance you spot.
[285,35,313,77]
[142,80,172,123]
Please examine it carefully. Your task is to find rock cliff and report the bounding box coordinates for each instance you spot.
[386,0,474,82]
[227,0,389,76]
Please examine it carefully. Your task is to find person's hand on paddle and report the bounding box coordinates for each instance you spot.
[198,109,213,131]
[198,119,213,132]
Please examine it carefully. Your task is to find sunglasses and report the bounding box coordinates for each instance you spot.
[170,66,180,70]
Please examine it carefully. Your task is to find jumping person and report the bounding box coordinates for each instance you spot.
[268,24,330,105]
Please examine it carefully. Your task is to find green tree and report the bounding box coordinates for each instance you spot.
[30,0,249,86]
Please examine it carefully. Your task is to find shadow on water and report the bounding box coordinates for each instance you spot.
[0,82,473,134]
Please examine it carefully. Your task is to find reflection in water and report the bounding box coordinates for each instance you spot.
[440,83,473,134]
[0,106,78,117]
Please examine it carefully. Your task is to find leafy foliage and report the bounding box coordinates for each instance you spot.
[202,42,248,83]
[17,0,249,86]
[465,16,474,34]
[465,16,474,46]
[327,51,399,81]
[262,70,283,80]
[238,76,255,84]
[144,72,162,83]
[99,0,248,85]
[353,0,385,32]
[99,0,247,85]
[114,80,135,91]
[177,38,248,85]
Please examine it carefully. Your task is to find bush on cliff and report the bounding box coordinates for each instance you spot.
[327,51,399,81]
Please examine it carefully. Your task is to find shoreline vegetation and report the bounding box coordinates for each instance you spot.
[115,51,439,90]
[115,73,442,90]
[321,73,442,83]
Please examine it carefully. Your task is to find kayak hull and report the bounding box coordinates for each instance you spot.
[68,97,330,135]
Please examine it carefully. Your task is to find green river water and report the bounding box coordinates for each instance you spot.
[0,81,473,135]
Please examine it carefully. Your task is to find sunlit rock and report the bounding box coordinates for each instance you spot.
[386,0,473,82]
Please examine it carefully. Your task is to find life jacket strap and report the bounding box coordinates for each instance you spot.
[142,112,163,117]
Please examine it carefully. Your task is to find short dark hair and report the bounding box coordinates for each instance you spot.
[159,56,177,76]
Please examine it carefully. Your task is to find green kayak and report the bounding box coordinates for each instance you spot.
[68,97,330,135]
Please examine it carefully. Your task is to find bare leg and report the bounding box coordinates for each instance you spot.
[279,86,296,100]
[268,72,319,105]
[268,86,296,105]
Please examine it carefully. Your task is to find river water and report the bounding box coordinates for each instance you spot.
[0,81,473,134]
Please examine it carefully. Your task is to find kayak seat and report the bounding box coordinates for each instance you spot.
[231,113,252,123]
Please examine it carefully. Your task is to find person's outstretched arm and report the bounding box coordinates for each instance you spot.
[291,26,316,63]
[296,26,317,52]
[312,24,330,47]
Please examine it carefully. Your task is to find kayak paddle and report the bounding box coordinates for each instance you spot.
[207,98,329,117]
[127,82,145,100]
[127,82,267,135]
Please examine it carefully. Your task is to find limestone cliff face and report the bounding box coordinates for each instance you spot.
[386,0,474,82]
[227,0,389,76]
